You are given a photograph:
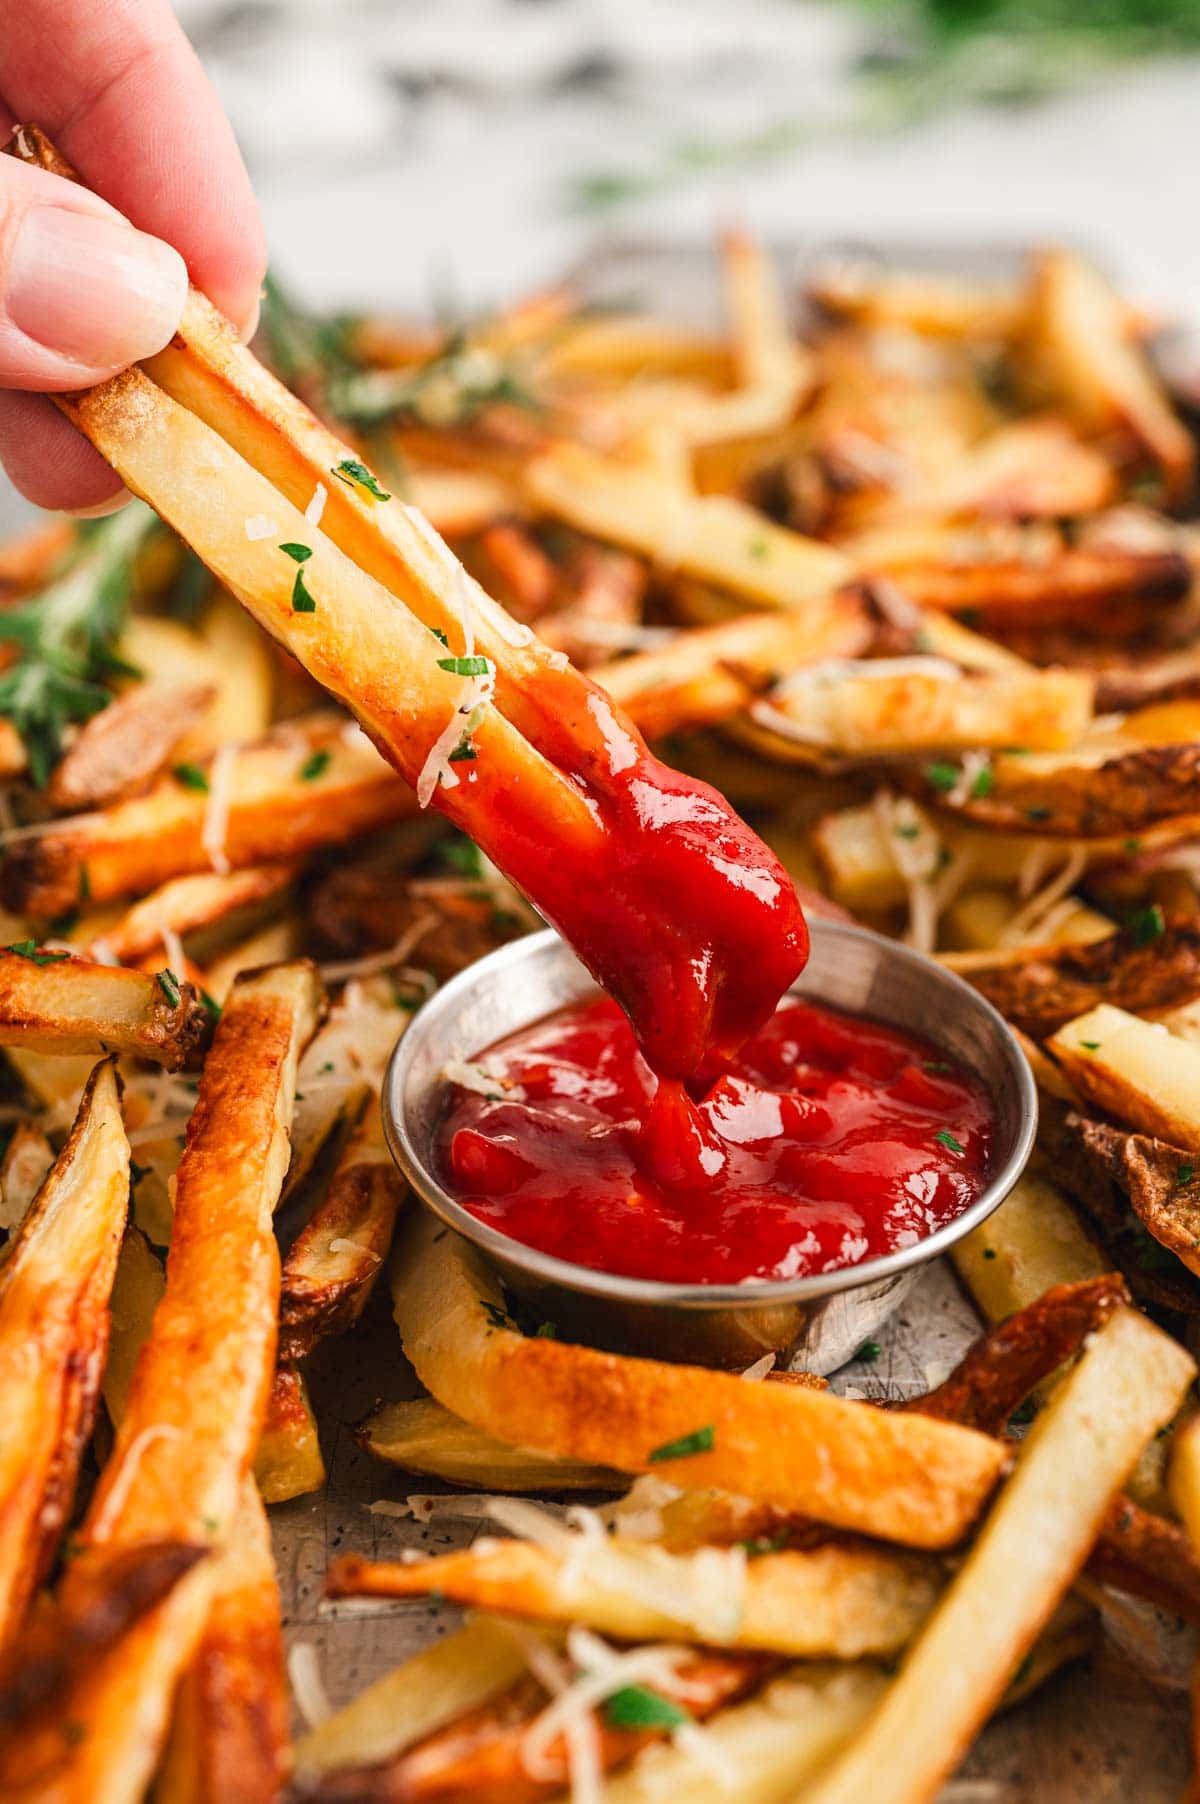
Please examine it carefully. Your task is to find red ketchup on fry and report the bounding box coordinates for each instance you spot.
[440,995,992,1285]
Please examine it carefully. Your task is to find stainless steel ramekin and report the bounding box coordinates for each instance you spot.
[382,919,1036,1373]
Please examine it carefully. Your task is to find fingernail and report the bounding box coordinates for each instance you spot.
[8,206,187,370]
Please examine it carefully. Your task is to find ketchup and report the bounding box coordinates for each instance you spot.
[441,995,993,1285]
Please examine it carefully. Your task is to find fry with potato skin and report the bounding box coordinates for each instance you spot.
[43,681,216,814]
[392,1216,1008,1550]
[1,713,413,920]
[0,1059,128,1646]
[0,950,209,1067]
[95,864,300,967]
[964,916,1200,1039]
[0,961,320,1803]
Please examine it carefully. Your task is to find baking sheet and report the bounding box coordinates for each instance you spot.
[263,234,1188,1794]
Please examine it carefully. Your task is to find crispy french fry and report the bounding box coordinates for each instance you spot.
[155,1479,289,1804]
[1050,1004,1200,1154]
[0,1121,53,1234]
[1,714,412,919]
[596,597,870,739]
[951,1171,1108,1329]
[328,1533,943,1659]
[356,1395,624,1492]
[254,1365,325,1505]
[1071,1117,1200,1280]
[203,919,301,1006]
[964,915,1200,1038]
[0,961,320,1802]
[752,660,1092,757]
[799,1307,1195,1804]
[43,682,216,814]
[886,543,1190,633]
[1027,248,1194,506]
[279,1099,405,1361]
[910,740,1200,838]
[0,1059,128,1645]
[284,975,413,1203]
[291,1617,532,1786]
[103,1227,165,1431]
[95,864,299,967]
[392,1217,1007,1550]
[0,949,209,1066]
[809,261,1022,341]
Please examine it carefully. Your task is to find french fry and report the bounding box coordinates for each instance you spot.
[1049,1003,1200,1154]
[155,1479,290,1804]
[291,1617,533,1787]
[189,590,275,753]
[203,918,301,1007]
[0,1059,128,1644]
[1071,1117,1200,1280]
[0,961,320,1802]
[392,1217,1007,1550]
[965,915,1200,1038]
[1,713,412,919]
[254,1364,325,1505]
[808,261,1023,341]
[0,949,209,1066]
[595,598,870,739]
[885,543,1191,633]
[328,1533,943,1659]
[752,660,1092,757]
[0,1121,53,1234]
[43,682,216,813]
[356,1395,624,1492]
[284,975,413,1203]
[103,1227,165,1431]
[910,740,1200,837]
[94,863,299,967]
[799,1307,1194,1804]
[951,1171,1108,1327]
[1027,248,1194,506]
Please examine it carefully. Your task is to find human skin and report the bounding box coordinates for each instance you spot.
[0,0,265,511]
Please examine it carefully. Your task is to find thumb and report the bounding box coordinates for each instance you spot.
[0,157,186,390]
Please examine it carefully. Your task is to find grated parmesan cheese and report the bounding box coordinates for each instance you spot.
[441,1058,524,1101]
[327,1236,380,1262]
[201,746,236,876]
[288,1642,332,1730]
[317,914,438,986]
[304,483,328,528]
[740,1352,776,1382]
[999,849,1087,946]
[244,515,279,541]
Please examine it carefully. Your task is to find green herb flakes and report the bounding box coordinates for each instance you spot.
[172,762,209,793]
[648,1424,714,1463]
[156,969,182,1008]
[332,458,392,501]
[299,748,331,783]
[6,940,69,966]
[934,1128,964,1156]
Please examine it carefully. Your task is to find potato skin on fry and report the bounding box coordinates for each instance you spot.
[918,741,1200,837]
[1071,1115,1200,1281]
[0,951,210,1068]
[966,917,1200,1039]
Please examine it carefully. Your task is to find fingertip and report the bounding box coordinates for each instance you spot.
[0,389,126,512]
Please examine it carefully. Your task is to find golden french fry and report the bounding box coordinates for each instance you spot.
[0,949,208,1067]
[1050,1004,1200,1154]
[44,682,217,813]
[357,1395,624,1492]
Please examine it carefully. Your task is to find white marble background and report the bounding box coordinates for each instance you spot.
[167,0,1200,322]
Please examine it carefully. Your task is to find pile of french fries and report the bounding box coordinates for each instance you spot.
[3,126,1200,1793]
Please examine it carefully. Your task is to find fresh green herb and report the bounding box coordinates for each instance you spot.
[1008,1399,1037,1429]
[1026,805,1053,822]
[738,1531,791,1558]
[1080,1040,1102,1051]
[6,940,69,966]
[448,736,477,763]
[442,836,484,879]
[332,458,391,501]
[1179,1165,1196,1186]
[1010,1652,1035,1691]
[983,1247,997,1260]
[431,626,449,647]
[279,542,313,564]
[0,506,156,785]
[648,1424,715,1463]
[199,990,222,1023]
[935,1128,964,1155]
[925,760,959,794]
[1128,1222,1177,1274]
[202,1515,221,1535]
[604,1686,691,1732]
[299,748,331,783]
[172,762,209,793]
[156,969,182,1008]
[747,537,770,561]
[1128,903,1165,948]
[291,568,317,613]
[969,763,994,799]
[896,823,920,840]
[923,1061,952,1074]
[129,1160,151,1187]
[1124,839,1142,855]
[856,1339,881,1362]
[331,329,543,431]
[535,1321,559,1339]
[437,655,491,677]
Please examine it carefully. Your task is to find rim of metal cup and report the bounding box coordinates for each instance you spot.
[382,920,1038,1312]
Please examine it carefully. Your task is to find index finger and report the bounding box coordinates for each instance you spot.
[0,0,266,333]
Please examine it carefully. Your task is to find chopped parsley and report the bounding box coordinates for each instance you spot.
[934,1128,964,1155]
[291,569,317,613]
[172,762,209,793]
[156,969,182,1008]
[896,823,920,840]
[1178,1164,1196,1186]
[431,626,449,647]
[982,1247,997,1260]
[442,836,484,879]
[969,764,994,799]
[279,542,313,564]
[299,748,331,783]
[1008,1398,1037,1429]
[332,458,391,501]
[923,1060,952,1074]
[448,736,477,763]
[535,1321,559,1339]
[738,1531,790,1557]
[604,1686,691,1732]
[648,1424,714,1463]
[199,990,222,1023]
[437,655,491,677]
[1128,903,1165,948]
[925,760,959,794]
[856,1339,881,1362]
[6,940,69,966]
[747,537,770,561]
[1080,1041,1102,1052]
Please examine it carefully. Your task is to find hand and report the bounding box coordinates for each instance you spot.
[0,0,266,512]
